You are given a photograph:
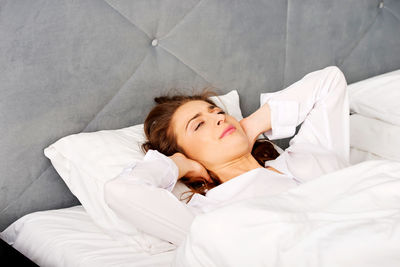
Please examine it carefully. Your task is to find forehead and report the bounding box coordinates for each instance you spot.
[172,100,212,128]
[180,100,210,112]
[175,100,211,120]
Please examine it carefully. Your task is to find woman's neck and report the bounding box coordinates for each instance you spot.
[209,152,263,183]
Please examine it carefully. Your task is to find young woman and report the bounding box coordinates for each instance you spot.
[105,66,350,246]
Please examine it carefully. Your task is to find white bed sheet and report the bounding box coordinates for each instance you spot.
[0,205,176,267]
[173,160,400,267]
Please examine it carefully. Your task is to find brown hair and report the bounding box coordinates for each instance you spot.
[141,87,279,203]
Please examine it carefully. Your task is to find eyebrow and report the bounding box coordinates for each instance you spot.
[185,105,216,131]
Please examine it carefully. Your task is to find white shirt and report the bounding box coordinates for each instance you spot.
[105,66,350,246]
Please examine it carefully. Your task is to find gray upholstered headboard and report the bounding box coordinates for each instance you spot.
[1,0,400,231]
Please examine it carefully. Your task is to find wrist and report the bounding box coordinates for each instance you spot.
[251,103,271,136]
[169,153,187,179]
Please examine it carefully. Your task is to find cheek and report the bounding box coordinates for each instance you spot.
[183,134,213,160]
[185,130,250,164]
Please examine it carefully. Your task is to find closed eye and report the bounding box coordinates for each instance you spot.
[195,121,204,131]
[194,110,225,131]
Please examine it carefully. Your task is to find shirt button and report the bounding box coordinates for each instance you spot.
[151,39,158,47]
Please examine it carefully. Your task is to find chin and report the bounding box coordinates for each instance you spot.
[227,138,251,155]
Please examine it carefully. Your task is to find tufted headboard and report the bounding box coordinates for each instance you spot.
[1,0,400,231]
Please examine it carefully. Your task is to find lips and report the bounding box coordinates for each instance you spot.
[220,125,236,139]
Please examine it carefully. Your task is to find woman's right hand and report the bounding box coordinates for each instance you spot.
[169,152,211,183]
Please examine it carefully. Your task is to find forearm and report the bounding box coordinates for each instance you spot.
[109,150,179,192]
[260,66,346,141]
[104,170,195,246]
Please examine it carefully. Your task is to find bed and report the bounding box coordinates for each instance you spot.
[1,0,400,266]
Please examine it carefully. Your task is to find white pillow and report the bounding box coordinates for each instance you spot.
[209,89,243,120]
[43,90,243,254]
[350,114,400,162]
[348,69,400,126]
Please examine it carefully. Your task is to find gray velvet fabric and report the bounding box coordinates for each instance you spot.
[1,0,399,231]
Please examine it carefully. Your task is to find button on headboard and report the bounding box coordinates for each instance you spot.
[1,0,399,230]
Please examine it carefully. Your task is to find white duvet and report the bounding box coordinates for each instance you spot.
[172,160,400,267]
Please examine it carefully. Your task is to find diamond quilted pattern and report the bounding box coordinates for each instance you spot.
[0,0,149,227]
[159,0,288,116]
[283,0,380,85]
[341,5,400,82]
[83,47,211,132]
[104,0,201,38]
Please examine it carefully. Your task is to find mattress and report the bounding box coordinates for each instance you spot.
[349,147,385,165]
[0,205,176,267]
[347,69,400,165]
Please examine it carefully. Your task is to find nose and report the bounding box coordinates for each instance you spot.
[216,112,225,126]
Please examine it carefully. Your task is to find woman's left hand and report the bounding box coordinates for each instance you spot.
[239,103,272,147]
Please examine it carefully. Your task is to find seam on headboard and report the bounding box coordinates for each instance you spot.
[0,163,52,216]
[159,0,203,41]
[159,44,212,85]
[81,52,149,132]
[103,0,151,39]
[384,5,400,23]
[336,8,381,67]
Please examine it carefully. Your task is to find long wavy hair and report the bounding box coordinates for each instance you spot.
[141,87,280,203]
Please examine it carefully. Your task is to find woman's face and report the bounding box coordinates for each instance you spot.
[171,100,251,168]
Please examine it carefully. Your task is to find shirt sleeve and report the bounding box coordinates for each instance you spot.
[104,149,195,246]
[261,66,350,182]
[117,149,180,192]
[260,98,299,140]
[260,66,349,162]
